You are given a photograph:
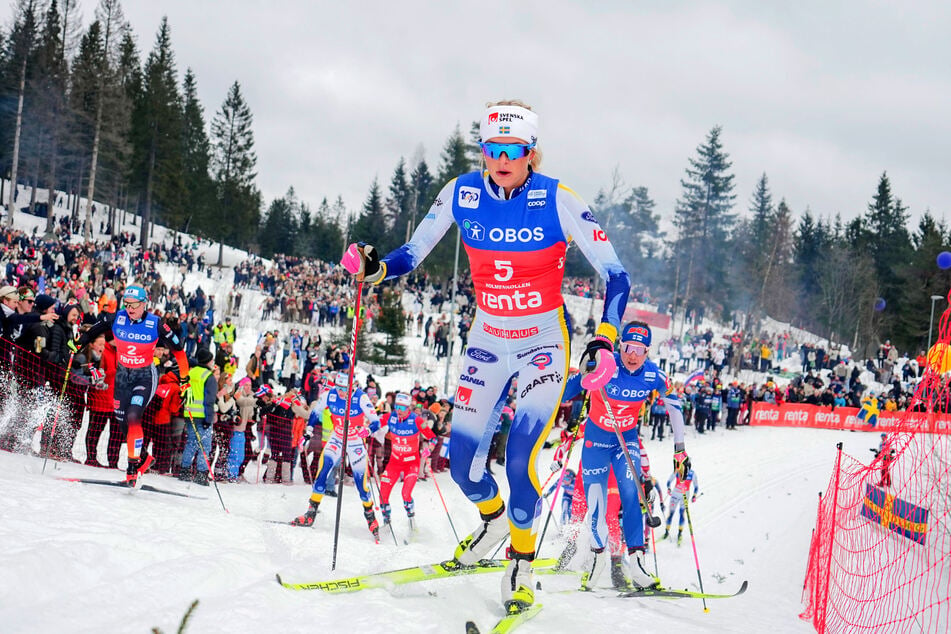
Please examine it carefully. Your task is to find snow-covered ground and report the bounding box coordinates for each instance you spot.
[2,411,886,633]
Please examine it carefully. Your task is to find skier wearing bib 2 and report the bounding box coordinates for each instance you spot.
[341,100,630,610]
[71,286,189,486]
[562,321,689,590]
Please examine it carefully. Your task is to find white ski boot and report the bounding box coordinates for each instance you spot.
[580,548,608,591]
[627,547,660,589]
[453,504,508,565]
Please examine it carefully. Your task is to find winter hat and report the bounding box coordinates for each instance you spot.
[60,303,82,320]
[123,285,148,303]
[480,104,539,144]
[33,294,56,313]
[621,322,652,347]
[254,384,273,398]
[196,348,214,366]
[0,285,19,300]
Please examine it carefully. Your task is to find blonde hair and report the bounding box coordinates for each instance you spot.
[484,99,543,171]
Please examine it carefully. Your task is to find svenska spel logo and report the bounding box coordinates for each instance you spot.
[455,386,473,405]
[488,112,499,124]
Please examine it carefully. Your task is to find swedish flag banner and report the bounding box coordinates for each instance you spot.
[860,483,930,545]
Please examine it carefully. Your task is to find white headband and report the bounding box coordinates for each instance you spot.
[479,105,539,144]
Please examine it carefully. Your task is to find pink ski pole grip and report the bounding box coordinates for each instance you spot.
[341,243,363,275]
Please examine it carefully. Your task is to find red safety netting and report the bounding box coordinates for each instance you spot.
[800,304,951,632]
[0,336,303,484]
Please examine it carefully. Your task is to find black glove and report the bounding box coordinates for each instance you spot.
[342,242,384,284]
[357,242,383,283]
[642,479,655,505]
[580,336,613,373]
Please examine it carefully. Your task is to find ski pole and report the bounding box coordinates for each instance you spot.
[536,430,579,558]
[598,387,661,528]
[42,352,75,474]
[186,411,229,513]
[650,517,659,578]
[332,280,364,571]
[683,495,708,612]
[429,467,460,543]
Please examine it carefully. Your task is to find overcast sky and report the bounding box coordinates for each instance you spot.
[61,1,951,229]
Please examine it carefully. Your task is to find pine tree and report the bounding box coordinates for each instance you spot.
[130,17,186,246]
[434,124,473,191]
[863,172,912,327]
[77,0,127,239]
[180,68,213,235]
[895,213,951,352]
[352,178,387,248]
[758,199,795,320]
[258,188,299,257]
[368,287,407,369]
[792,208,827,325]
[670,126,737,320]
[111,28,140,231]
[209,80,260,261]
[1,0,39,225]
[408,155,433,235]
[67,20,105,226]
[386,157,413,250]
[28,0,68,229]
[734,174,774,317]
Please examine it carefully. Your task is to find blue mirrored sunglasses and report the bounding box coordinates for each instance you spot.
[479,141,536,160]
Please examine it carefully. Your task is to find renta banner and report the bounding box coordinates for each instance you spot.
[750,402,951,435]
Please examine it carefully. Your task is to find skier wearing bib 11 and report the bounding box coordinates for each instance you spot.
[341,99,630,610]
[377,392,436,530]
[561,321,690,590]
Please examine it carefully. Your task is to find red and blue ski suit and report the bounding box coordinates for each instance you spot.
[563,356,684,551]
[379,410,435,513]
[77,310,188,462]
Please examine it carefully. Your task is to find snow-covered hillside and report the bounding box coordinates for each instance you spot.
[2,401,880,633]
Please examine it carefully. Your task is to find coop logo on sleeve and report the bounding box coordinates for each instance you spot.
[459,186,481,209]
[455,386,473,406]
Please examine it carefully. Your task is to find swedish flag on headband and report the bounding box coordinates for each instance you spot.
[860,483,930,545]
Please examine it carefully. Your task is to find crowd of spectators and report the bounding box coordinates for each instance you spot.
[0,208,942,493]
